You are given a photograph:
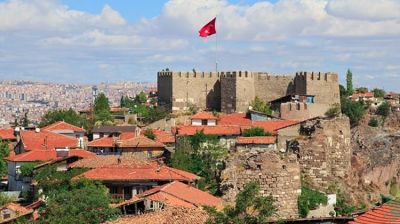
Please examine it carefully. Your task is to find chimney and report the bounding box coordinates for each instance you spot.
[14,127,21,143]
[56,147,70,158]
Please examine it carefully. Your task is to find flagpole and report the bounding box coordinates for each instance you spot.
[215,15,218,73]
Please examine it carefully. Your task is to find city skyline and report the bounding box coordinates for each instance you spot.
[0,0,399,91]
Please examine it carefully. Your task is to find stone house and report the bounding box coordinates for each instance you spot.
[235,136,277,152]
[0,203,33,223]
[92,125,140,140]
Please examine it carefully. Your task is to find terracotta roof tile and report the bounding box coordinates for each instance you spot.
[138,181,223,207]
[351,92,374,99]
[42,121,85,133]
[218,113,252,126]
[251,120,299,133]
[6,149,95,162]
[76,163,198,182]
[236,136,276,144]
[119,132,136,140]
[350,201,400,224]
[0,128,16,141]
[69,155,149,168]
[117,136,165,148]
[152,129,175,144]
[177,125,241,136]
[191,112,217,120]
[105,206,208,224]
[20,130,78,151]
[87,137,114,147]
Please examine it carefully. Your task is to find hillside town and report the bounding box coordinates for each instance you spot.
[0,68,399,223]
[1,0,400,223]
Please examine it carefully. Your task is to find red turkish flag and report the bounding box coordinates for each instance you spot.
[198,17,216,37]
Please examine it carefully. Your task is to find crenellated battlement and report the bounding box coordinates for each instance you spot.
[295,71,338,82]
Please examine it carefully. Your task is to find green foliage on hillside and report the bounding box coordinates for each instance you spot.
[376,101,390,117]
[372,88,386,98]
[346,69,353,95]
[169,131,227,195]
[339,85,347,97]
[205,182,276,224]
[94,93,112,125]
[0,140,10,177]
[20,162,40,177]
[368,117,379,127]
[39,178,120,224]
[242,127,271,137]
[120,93,167,124]
[39,108,81,127]
[328,184,356,216]
[250,97,272,115]
[144,129,155,140]
[341,98,366,127]
[298,186,327,218]
[325,103,341,118]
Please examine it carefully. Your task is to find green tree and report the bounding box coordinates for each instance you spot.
[144,129,155,140]
[39,108,81,127]
[0,140,10,177]
[325,103,341,118]
[94,93,112,124]
[39,178,120,224]
[22,112,29,127]
[339,85,347,98]
[376,101,390,117]
[298,186,327,218]
[242,127,271,137]
[134,92,147,104]
[250,97,272,115]
[346,69,353,95]
[169,132,227,195]
[355,87,368,94]
[341,98,366,127]
[368,117,379,127]
[205,182,276,224]
[373,88,386,98]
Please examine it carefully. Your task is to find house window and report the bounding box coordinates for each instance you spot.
[109,186,118,194]
[202,119,208,125]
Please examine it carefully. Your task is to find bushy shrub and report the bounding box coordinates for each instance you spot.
[368,118,379,127]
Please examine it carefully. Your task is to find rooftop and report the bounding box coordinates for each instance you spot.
[105,206,208,224]
[138,181,223,208]
[0,128,16,141]
[69,155,149,168]
[42,121,85,133]
[6,149,95,162]
[191,112,218,120]
[20,130,78,151]
[117,136,165,148]
[350,201,400,224]
[75,163,198,182]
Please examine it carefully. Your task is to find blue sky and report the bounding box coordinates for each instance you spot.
[0,0,399,91]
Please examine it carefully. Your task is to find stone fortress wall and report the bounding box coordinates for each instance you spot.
[157,70,340,114]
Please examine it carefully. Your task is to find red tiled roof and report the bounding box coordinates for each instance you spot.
[0,128,16,141]
[42,121,85,133]
[76,163,198,182]
[20,130,77,151]
[351,92,374,99]
[138,181,223,208]
[350,201,400,224]
[218,113,252,126]
[191,112,217,120]
[6,149,95,162]
[119,132,136,140]
[236,136,276,145]
[150,129,175,144]
[117,136,165,148]
[69,155,149,168]
[252,120,299,133]
[88,137,114,147]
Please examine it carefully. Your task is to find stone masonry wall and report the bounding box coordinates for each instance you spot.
[221,149,301,219]
[255,73,295,103]
[298,116,352,190]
